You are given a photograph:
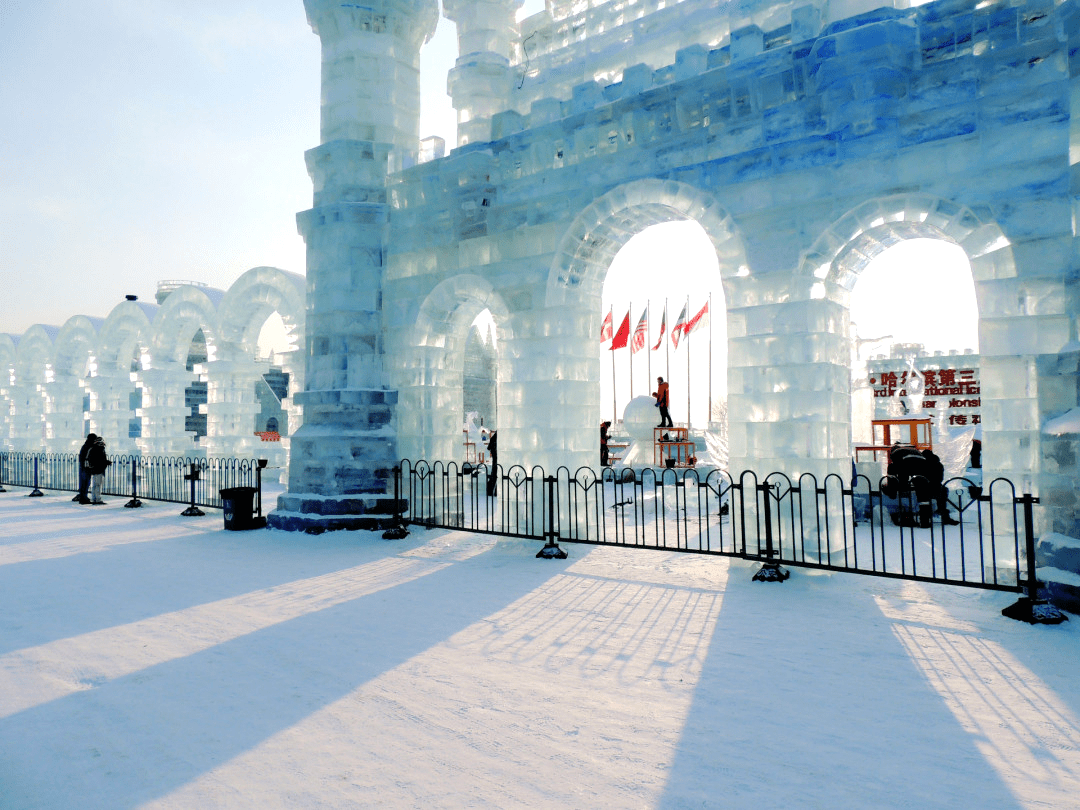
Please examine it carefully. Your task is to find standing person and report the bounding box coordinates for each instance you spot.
[74,433,97,504]
[86,436,111,505]
[653,377,673,428]
[485,431,498,497]
[600,421,611,467]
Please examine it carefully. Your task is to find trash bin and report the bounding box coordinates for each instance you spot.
[220,486,264,530]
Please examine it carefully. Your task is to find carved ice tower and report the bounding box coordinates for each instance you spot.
[270,0,438,531]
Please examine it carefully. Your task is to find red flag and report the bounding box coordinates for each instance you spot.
[610,311,630,350]
[652,305,666,350]
[631,309,648,354]
[685,301,709,338]
[670,303,689,349]
[600,309,613,343]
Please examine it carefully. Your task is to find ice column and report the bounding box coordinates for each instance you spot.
[502,305,599,474]
[273,0,438,529]
[43,374,87,453]
[445,0,521,147]
[82,371,139,455]
[199,359,267,460]
[134,365,197,456]
[6,380,46,452]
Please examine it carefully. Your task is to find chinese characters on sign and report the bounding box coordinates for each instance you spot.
[869,367,981,426]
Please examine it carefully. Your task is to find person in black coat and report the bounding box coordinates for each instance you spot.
[486,431,498,497]
[86,436,111,505]
[922,449,959,525]
[74,433,97,504]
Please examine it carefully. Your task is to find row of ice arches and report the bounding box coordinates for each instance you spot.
[388,181,1059,500]
[0,267,306,475]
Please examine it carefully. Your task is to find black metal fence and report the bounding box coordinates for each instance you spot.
[398,459,1044,599]
[0,451,264,512]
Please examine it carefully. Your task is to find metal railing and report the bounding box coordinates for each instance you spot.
[397,460,1063,622]
[0,451,264,512]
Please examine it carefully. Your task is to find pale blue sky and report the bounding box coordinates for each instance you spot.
[0,1,545,333]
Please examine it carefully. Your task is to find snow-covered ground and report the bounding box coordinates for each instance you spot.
[2,486,1079,809]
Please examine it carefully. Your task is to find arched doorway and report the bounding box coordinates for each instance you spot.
[542,178,745,474]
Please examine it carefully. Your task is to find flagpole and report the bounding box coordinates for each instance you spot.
[646,302,651,394]
[665,297,670,382]
[628,299,633,404]
[708,291,713,427]
[685,294,690,430]
[609,305,616,422]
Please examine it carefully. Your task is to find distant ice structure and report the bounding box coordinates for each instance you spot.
[0,270,304,479]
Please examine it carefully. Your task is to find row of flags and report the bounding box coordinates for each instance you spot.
[600,301,709,353]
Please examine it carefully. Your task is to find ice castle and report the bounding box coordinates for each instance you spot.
[0,0,1076,539]
[265,0,1080,535]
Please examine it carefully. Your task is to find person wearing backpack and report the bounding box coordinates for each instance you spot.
[74,433,97,504]
[86,436,111,505]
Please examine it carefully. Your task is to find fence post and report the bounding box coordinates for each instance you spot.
[28,456,44,497]
[752,481,788,582]
[180,462,205,517]
[125,456,143,508]
[382,464,410,539]
[1001,493,1067,624]
[536,474,567,559]
[0,452,6,493]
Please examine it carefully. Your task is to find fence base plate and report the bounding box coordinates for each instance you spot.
[537,542,568,559]
[28,489,43,497]
[753,562,790,582]
[1001,597,1069,625]
[125,498,143,509]
[382,526,409,540]
[180,506,205,517]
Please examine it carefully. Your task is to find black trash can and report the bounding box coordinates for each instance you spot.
[220,487,264,530]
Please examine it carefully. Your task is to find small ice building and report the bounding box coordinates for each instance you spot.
[269,0,1080,539]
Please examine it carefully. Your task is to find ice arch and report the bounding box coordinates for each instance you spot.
[139,286,222,455]
[206,267,305,461]
[535,178,746,473]
[796,193,1044,492]
[48,316,102,451]
[394,274,510,463]
[150,285,221,367]
[10,326,55,452]
[89,299,157,454]
[546,178,748,308]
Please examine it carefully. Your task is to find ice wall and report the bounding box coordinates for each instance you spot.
[381,0,1078,547]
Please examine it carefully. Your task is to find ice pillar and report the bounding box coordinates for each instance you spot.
[444,0,521,147]
[272,0,438,531]
[82,371,139,455]
[134,365,197,456]
[43,375,87,453]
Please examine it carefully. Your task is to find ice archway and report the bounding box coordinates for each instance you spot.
[393,274,511,463]
[539,178,746,474]
[795,193,1043,490]
[0,268,305,465]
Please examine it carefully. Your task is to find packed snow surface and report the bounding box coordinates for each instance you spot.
[2,486,1080,809]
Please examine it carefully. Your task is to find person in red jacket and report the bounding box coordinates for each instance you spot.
[653,377,673,428]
